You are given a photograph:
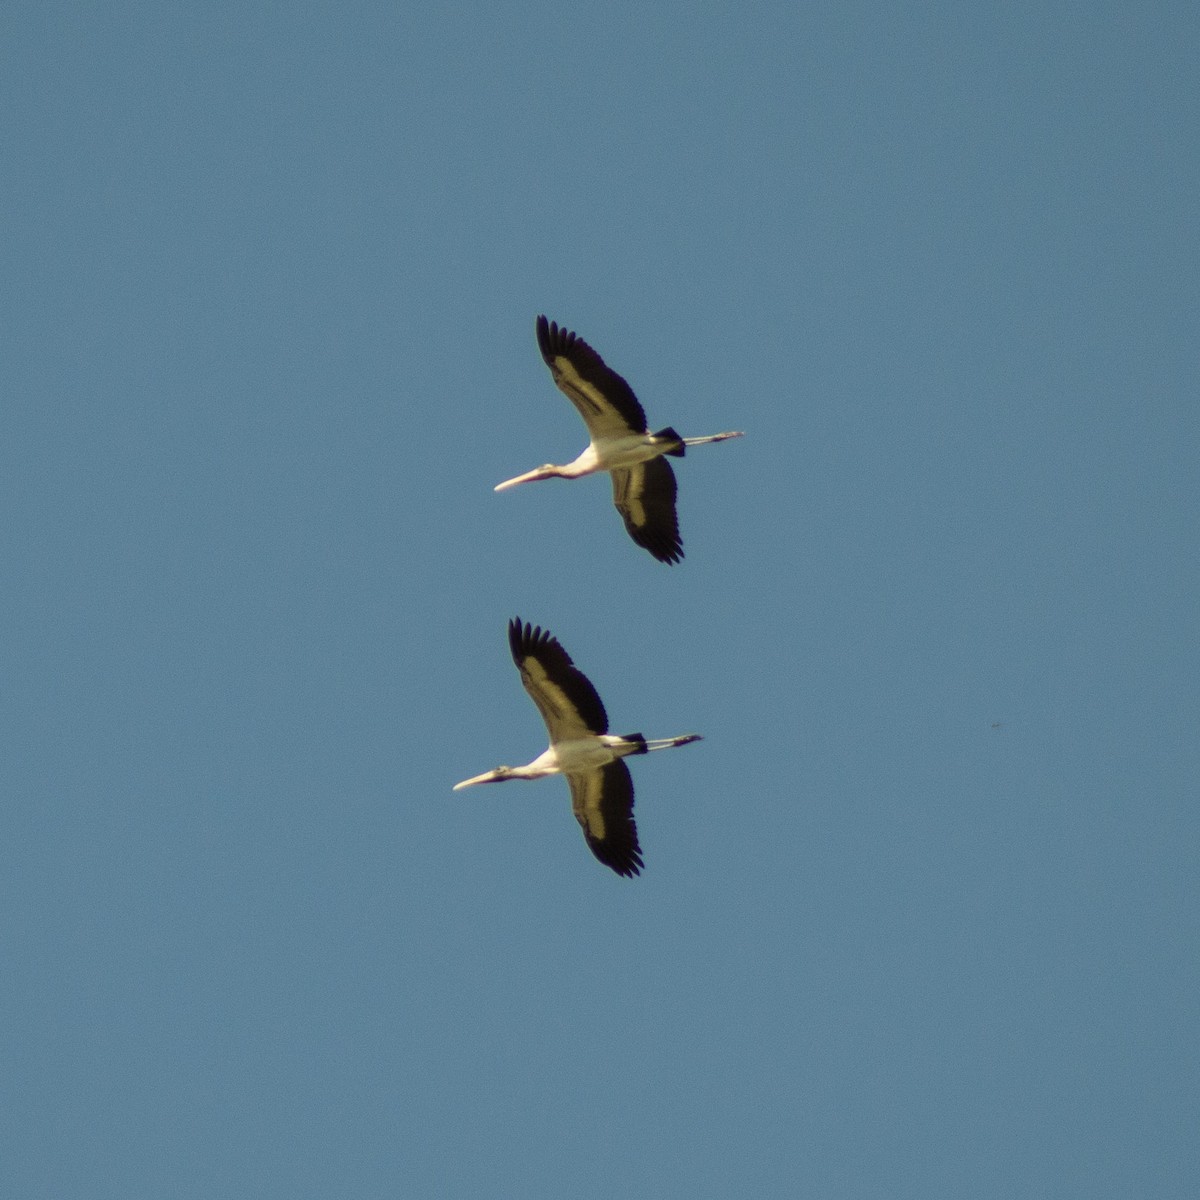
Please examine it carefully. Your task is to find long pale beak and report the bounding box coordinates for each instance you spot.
[453,769,505,790]
[494,466,556,492]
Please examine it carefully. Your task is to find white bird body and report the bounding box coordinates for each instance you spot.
[495,432,684,489]
[454,733,695,788]
[495,317,743,562]
[453,619,702,877]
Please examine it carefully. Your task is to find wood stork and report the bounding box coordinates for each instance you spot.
[494,316,743,564]
[453,619,702,877]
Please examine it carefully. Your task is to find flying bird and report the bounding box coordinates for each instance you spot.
[494,316,743,564]
[453,619,702,877]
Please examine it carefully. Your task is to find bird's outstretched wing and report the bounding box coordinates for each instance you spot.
[611,458,683,564]
[508,619,609,742]
[536,316,648,440]
[567,760,643,877]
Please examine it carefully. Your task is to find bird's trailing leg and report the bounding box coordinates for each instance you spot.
[682,431,744,447]
[644,733,704,751]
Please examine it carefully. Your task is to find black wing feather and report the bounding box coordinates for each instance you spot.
[611,459,683,564]
[536,316,649,435]
[568,761,644,878]
[508,619,609,737]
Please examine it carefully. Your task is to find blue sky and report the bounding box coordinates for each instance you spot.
[2,3,1197,1196]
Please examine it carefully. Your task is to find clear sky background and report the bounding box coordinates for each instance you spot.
[2,3,1197,1197]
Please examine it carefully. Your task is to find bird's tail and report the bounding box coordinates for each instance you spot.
[653,426,687,457]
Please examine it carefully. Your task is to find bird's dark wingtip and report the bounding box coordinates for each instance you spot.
[509,616,563,665]
[647,543,684,565]
[508,616,532,660]
[535,314,556,361]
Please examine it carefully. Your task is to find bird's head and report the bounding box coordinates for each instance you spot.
[494,465,560,492]
[452,766,515,790]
